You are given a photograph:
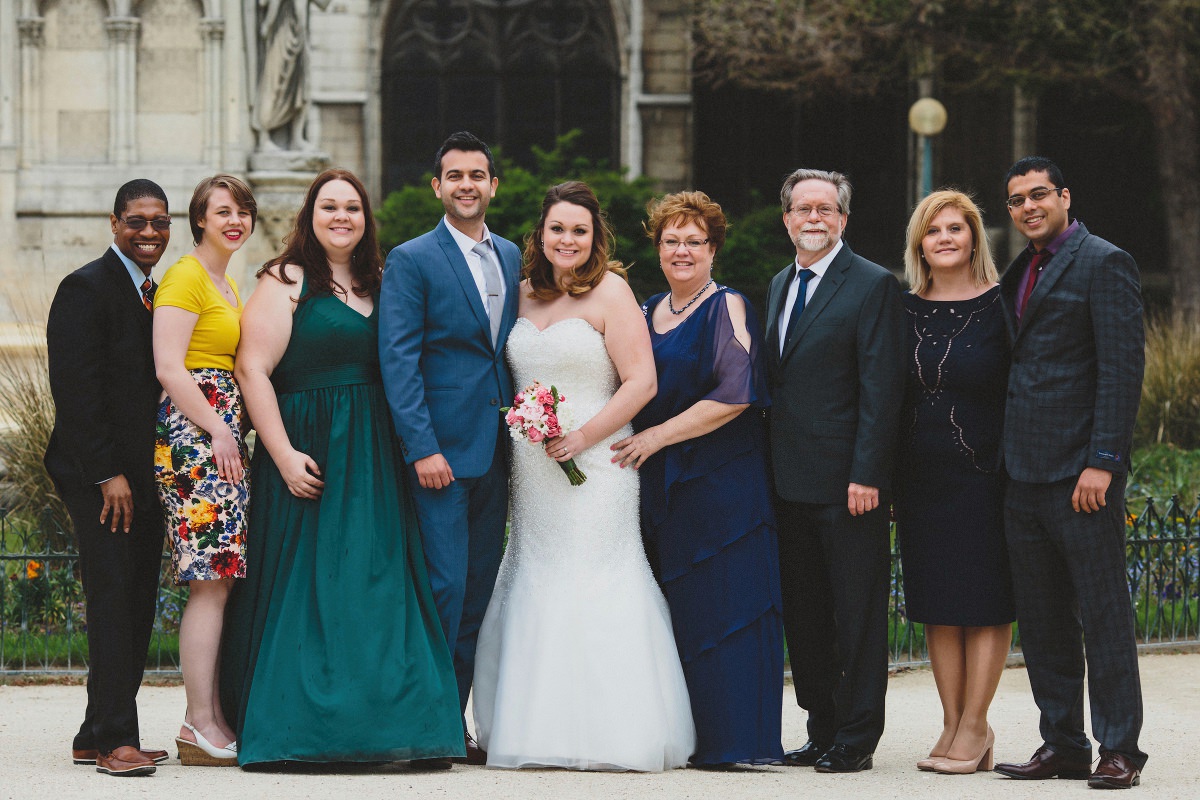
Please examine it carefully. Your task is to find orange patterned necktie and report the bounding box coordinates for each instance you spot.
[140,277,155,311]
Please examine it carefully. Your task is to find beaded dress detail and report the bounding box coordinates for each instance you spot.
[893,287,1015,626]
[472,317,696,771]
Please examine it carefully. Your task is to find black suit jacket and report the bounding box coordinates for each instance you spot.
[44,248,161,498]
[764,243,906,504]
[999,222,1144,483]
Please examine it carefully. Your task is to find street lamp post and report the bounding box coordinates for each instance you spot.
[909,97,948,200]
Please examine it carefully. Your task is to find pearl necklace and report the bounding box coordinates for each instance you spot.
[668,278,714,315]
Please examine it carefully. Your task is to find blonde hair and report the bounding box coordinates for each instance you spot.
[904,189,996,294]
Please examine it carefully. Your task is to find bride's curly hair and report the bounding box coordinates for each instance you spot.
[523,181,626,300]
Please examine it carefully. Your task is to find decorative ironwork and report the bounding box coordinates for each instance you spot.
[5,494,1196,676]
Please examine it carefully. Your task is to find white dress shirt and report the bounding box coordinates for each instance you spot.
[442,216,506,313]
[777,238,843,352]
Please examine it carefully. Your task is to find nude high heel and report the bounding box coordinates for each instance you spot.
[930,727,994,775]
[175,722,238,766]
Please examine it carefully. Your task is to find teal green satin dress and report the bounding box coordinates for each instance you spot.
[222,282,464,764]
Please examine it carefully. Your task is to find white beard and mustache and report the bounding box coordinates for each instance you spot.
[793,223,836,253]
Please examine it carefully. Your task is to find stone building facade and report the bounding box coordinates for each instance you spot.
[0,0,695,322]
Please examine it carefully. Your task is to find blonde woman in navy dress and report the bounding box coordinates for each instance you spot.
[894,190,1014,775]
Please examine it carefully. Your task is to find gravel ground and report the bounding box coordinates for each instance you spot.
[1,652,1195,799]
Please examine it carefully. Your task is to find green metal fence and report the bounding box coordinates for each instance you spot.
[2,494,1197,677]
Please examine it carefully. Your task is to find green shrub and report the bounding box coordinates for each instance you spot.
[376,130,661,296]
[1128,444,1200,505]
[1136,313,1200,450]
[375,131,795,315]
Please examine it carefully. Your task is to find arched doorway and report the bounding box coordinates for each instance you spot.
[380,0,620,192]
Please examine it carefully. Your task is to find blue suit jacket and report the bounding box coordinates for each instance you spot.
[379,219,522,478]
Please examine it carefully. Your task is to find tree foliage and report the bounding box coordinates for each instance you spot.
[697,0,1200,314]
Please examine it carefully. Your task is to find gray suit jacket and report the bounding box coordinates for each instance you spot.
[999,222,1144,483]
[765,244,906,504]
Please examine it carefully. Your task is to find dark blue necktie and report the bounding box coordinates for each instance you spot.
[783,268,816,348]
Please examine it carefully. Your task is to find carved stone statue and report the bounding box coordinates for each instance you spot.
[250,0,331,153]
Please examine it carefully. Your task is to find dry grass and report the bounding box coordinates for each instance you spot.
[0,322,71,544]
[1136,313,1200,451]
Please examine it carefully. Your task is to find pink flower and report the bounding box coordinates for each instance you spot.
[527,427,545,443]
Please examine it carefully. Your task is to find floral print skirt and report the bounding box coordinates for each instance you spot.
[155,368,250,585]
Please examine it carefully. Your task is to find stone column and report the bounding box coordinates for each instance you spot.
[17,16,43,167]
[105,16,140,166]
[200,16,225,167]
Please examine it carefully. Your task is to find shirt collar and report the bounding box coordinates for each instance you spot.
[443,216,494,259]
[1027,219,1079,257]
[109,243,152,292]
[795,238,843,279]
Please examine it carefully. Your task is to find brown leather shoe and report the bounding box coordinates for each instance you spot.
[994,745,1092,780]
[464,732,487,766]
[74,747,169,765]
[96,746,156,776]
[1088,751,1141,789]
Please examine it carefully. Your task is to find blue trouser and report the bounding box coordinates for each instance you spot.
[408,443,508,716]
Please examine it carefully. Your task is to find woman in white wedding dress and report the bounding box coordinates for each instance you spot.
[472,181,696,771]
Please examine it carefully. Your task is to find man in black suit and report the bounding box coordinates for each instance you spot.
[992,157,1147,790]
[765,169,905,773]
[44,180,172,777]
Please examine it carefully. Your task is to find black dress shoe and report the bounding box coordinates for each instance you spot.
[994,745,1092,780]
[814,743,873,773]
[1088,751,1141,789]
[783,740,830,767]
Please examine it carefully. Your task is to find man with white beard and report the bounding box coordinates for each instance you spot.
[763,169,905,773]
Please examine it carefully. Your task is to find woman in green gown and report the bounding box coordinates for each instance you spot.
[222,169,463,765]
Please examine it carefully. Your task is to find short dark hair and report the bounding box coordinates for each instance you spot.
[433,131,497,179]
[188,174,257,245]
[113,179,168,217]
[1004,156,1066,193]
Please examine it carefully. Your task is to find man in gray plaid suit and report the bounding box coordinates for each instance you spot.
[993,157,1147,790]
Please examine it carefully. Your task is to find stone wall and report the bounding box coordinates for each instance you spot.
[0,0,695,323]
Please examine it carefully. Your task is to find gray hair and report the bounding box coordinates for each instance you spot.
[780,169,852,215]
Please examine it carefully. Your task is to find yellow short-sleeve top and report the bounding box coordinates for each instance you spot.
[154,255,242,371]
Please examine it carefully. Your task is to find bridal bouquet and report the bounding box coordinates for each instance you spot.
[502,381,587,486]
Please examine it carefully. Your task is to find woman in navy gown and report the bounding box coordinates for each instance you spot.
[894,190,1015,775]
[613,191,784,768]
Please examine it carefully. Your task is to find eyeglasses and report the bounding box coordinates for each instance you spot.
[1005,187,1064,210]
[659,237,710,251]
[119,215,172,231]
[789,205,840,219]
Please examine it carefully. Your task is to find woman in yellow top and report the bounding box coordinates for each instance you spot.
[153,174,255,766]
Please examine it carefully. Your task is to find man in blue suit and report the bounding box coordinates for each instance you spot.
[379,132,521,765]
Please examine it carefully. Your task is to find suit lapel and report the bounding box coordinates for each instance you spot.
[779,245,850,364]
[1013,223,1089,341]
[102,248,152,334]
[764,266,789,362]
[435,221,492,341]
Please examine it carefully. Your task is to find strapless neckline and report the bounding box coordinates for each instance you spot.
[515,316,602,337]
